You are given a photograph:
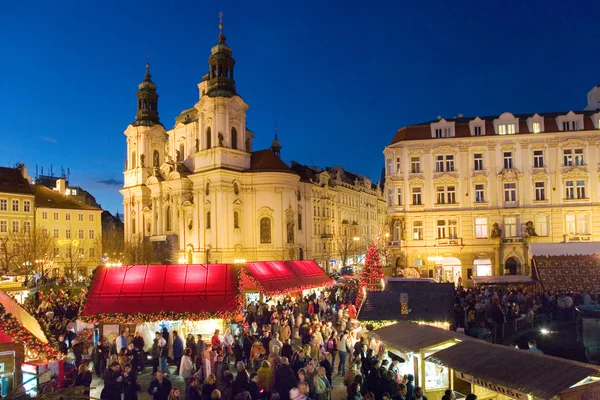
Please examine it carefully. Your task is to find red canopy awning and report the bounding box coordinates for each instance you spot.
[244,260,333,295]
[82,264,240,321]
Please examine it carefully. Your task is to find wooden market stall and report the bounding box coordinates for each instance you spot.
[80,264,242,354]
[425,340,600,400]
[372,322,471,400]
[0,291,58,396]
[241,260,334,301]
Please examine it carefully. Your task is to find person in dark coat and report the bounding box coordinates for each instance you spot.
[247,373,260,400]
[101,362,122,400]
[148,370,172,400]
[196,335,206,372]
[233,362,249,395]
[93,337,110,377]
[318,353,332,388]
[405,375,414,400]
[187,334,197,359]
[122,364,139,400]
[133,331,146,372]
[186,377,203,400]
[173,331,184,375]
[273,358,297,400]
[74,364,92,397]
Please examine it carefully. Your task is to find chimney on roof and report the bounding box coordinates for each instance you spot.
[585,86,600,110]
[437,115,442,120]
[56,179,67,195]
[458,113,463,118]
[17,163,31,184]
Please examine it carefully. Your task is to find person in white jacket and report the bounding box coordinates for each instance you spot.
[179,348,194,394]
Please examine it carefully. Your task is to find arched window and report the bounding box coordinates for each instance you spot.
[260,217,271,243]
[205,211,211,229]
[234,211,239,229]
[299,248,304,260]
[179,143,185,161]
[165,206,172,232]
[153,150,160,168]
[131,151,137,169]
[298,213,303,230]
[187,247,193,264]
[206,127,212,149]
[132,218,136,234]
[231,127,238,150]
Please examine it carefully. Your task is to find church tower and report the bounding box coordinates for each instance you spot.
[193,14,251,173]
[122,62,168,239]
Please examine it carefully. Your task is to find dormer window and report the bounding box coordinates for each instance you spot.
[527,114,544,133]
[474,126,482,136]
[498,124,516,135]
[532,122,541,133]
[494,112,519,135]
[563,121,580,131]
[435,128,453,138]
[556,111,584,132]
[469,117,486,136]
[431,119,455,138]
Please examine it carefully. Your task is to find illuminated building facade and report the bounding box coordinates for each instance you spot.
[384,86,600,282]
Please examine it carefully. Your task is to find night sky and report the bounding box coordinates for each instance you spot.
[1,0,599,213]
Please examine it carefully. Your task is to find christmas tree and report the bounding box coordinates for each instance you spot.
[356,243,384,307]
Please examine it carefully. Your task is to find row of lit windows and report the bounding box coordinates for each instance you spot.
[393,214,589,241]
[51,247,96,258]
[386,148,586,176]
[41,211,93,221]
[388,179,589,207]
[0,199,32,213]
[40,228,95,240]
[0,220,31,233]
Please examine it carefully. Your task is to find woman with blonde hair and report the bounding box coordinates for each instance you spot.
[202,374,217,400]
[74,363,92,397]
[313,366,331,400]
[167,388,181,400]
[257,360,273,399]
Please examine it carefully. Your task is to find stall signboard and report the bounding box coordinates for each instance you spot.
[457,372,528,400]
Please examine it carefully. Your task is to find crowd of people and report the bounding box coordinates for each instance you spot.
[453,285,596,341]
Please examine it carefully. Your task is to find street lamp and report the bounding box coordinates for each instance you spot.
[352,236,360,242]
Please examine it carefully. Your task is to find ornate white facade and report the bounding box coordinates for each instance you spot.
[121,21,386,267]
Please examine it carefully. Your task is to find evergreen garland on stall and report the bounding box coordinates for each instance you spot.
[0,305,58,360]
[356,244,384,308]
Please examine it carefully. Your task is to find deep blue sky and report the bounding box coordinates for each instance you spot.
[1,0,599,213]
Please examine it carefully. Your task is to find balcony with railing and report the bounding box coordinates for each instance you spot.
[502,237,525,244]
[435,237,462,246]
[321,233,333,239]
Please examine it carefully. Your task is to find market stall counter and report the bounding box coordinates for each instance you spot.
[372,322,471,400]
[80,264,242,354]
[426,340,600,400]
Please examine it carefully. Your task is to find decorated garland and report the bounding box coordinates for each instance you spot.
[242,266,334,296]
[79,309,238,324]
[0,306,58,360]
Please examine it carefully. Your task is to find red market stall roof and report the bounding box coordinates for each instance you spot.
[244,260,334,295]
[81,264,241,322]
[0,291,48,344]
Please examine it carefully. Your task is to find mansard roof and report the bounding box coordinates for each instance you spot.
[0,167,33,195]
[390,109,599,145]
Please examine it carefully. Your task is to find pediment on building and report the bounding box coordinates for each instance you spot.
[562,138,586,147]
[432,145,455,154]
[562,168,588,179]
[471,174,488,183]
[433,174,459,185]
[409,176,425,186]
[531,171,548,180]
[233,198,242,206]
[497,168,522,182]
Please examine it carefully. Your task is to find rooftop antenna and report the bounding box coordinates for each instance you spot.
[50,164,54,177]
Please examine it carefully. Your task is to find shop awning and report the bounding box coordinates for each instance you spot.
[425,340,600,400]
[82,264,240,321]
[373,322,467,353]
[471,275,537,285]
[244,260,333,295]
[0,291,48,344]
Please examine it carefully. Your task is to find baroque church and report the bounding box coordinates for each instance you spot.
[121,18,386,266]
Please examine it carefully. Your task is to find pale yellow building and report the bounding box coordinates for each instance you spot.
[0,165,35,238]
[384,86,600,283]
[33,180,103,278]
[121,19,386,268]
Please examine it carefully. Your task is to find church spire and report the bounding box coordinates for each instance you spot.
[271,124,282,158]
[133,58,162,127]
[204,11,237,98]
